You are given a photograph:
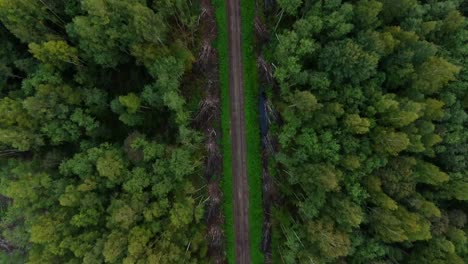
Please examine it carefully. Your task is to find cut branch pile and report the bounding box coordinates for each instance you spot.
[195,96,220,125]
[257,56,274,85]
[260,151,275,264]
[262,133,274,155]
[197,0,218,71]
[197,1,226,262]
[208,224,224,250]
[265,99,279,124]
[261,221,272,262]
[206,179,225,263]
[255,6,278,263]
[205,129,222,179]
[254,15,269,43]
[199,40,213,66]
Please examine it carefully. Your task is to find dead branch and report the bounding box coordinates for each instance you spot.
[208,224,224,246]
[257,56,274,85]
[206,180,223,223]
[261,221,272,252]
[265,99,279,124]
[195,96,220,125]
[205,129,222,179]
[262,133,274,155]
[208,181,222,206]
[254,15,269,42]
[198,40,214,66]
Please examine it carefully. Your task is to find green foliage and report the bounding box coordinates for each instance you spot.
[0,0,208,262]
[0,0,61,43]
[1,0,466,263]
[370,207,431,243]
[307,219,352,259]
[344,114,371,134]
[119,93,141,114]
[269,0,467,263]
[412,57,461,94]
[319,39,379,84]
[277,0,302,16]
[372,128,410,155]
[29,40,80,67]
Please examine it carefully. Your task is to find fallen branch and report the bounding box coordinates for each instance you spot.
[257,56,274,85]
[195,96,220,126]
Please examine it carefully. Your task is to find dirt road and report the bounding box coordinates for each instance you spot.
[226,0,251,262]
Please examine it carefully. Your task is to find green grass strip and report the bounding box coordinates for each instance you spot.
[214,0,263,262]
[240,0,264,263]
[213,0,235,262]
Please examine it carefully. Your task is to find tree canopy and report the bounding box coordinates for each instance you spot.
[269,0,467,263]
[0,0,209,262]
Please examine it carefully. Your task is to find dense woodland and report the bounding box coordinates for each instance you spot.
[0,0,467,264]
[268,0,467,263]
[0,0,212,263]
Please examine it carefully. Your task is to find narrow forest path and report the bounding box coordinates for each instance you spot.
[226,0,251,262]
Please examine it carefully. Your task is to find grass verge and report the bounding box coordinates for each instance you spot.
[213,0,235,262]
[240,0,264,263]
[213,0,263,262]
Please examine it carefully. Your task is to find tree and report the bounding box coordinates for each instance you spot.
[412,57,461,95]
[413,160,449,186]
[407,194,441,218]
[380,0,418,24]
[424,98,445,121]
[269,0,468,263]
[326,195,364,230]
[383,100,422,127]
[119,93,141,114]
[102,232,127,263]
[289,90,320,113]
[0,0,61,43]
[370,207,431,243]
[354,0,383,29]
[344,114,371,134]
[377,157,420,200]
[366,175,398,210]
[319,40,379,84]
[307,219,352,260]
[372,128,410,155]
[29,40,80,69]
[408,238,464,264]
[277,0,302,16]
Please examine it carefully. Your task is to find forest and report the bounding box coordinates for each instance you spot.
[0,0,466,264]
[266,0,467,263]
[0,0,213,263]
